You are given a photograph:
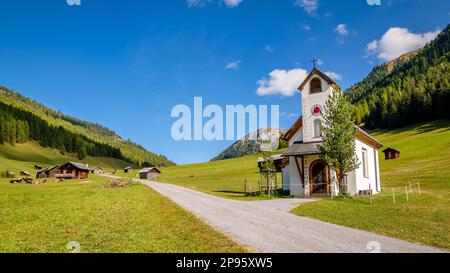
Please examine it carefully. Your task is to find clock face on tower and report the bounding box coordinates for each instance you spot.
[311,105,322,116]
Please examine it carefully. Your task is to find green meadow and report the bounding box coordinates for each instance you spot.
[0,143,245,253]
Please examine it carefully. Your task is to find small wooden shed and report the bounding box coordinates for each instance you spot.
[59,162,90,179]
[124,166,134,173]
[382,148,401,160]
[36,166,60,178]
[139,167,161,180]
[91,167,105,174]
[20,171,31,177]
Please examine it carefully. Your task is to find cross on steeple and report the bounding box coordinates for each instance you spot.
[311,58,319,68]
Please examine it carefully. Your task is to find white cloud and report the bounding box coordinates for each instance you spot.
[367,27,441,61]
[257,68,308,97]
[187,0,203,7]
[335,24,349,36]
[225,61,240,70]
[223,0,243,7]
[295,0,319,15]
[299,22,311,31]
[264,45,274,52]
[316,59,324,66]
[324,71,342,81]
[187,0,243,8]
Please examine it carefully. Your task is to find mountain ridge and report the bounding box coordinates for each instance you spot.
[211,128,287,161]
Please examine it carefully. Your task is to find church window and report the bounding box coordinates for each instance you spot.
[313,119,322,138]
[362,148,369,178]
[310,78,322,94]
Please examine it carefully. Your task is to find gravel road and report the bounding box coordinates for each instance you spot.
[103,175,445,253]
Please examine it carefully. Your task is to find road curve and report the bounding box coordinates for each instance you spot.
[106,175,445,253]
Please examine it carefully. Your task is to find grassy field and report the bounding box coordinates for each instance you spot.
[0,142,245,253]
[292,120,450,250]
[0,175,245,253]
[153,150,287,200]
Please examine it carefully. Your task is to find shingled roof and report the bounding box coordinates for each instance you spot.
[61,162,90,171]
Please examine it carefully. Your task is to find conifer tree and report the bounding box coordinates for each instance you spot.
[319,90,360,194]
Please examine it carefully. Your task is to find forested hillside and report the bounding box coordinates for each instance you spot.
[0,88,174,167]
[347,24,450,129]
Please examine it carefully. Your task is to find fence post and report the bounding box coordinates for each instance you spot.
[369,183,372,205]
[392,188,396,205]
[405,186,409,204]
[417,183,422,195]
[409,182,413,192]
[244,179,247,196]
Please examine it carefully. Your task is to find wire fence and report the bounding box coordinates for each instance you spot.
[244,177,423,206]
[356,182,422,205]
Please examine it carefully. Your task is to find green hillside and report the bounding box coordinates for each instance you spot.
[0,87,174,167]
[293,120,450,249]
[0,141,130,174]
[346,24,450,129]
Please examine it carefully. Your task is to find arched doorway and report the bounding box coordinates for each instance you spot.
[309,160,330,195]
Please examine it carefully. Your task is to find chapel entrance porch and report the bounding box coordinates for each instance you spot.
[309,159,330,195]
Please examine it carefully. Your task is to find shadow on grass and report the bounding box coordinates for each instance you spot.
[374,120,450,137]
[213,189,294,200]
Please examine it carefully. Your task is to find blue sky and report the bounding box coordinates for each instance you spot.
[0,0,449,164]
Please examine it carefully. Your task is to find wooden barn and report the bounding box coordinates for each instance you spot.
[124,166,134,173]
[91,167,105,174]
[139,167,161,180]
[59,162,90,179]
[382,148,400,160]
[36,166,60,178]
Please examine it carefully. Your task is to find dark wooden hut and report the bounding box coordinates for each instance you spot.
[382,148,400,160]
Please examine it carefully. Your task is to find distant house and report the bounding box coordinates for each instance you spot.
[139,167,161,180]
[20,171,31,177]
[36,166,60,178]
[124,166,134,173]
[383,148,401,160]
[59,162,90,179]
[91,167,105,174]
